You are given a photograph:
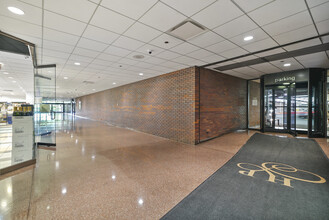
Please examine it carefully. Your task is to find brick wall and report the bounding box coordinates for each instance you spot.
[76,67,197,145]
[198,68,247,141]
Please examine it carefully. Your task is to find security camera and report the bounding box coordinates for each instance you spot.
[147,49,153,55]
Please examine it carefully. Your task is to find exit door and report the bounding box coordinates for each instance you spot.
[264,83,298,135]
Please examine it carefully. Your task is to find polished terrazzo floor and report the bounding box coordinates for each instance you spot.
[0,117,328,219]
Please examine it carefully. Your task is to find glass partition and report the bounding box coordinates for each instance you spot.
[34,65,56,146]
[248,79,261,129]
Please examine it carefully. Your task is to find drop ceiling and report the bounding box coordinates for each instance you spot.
[0,0,328,98]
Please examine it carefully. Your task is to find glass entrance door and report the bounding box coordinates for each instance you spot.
[34,65,56,146]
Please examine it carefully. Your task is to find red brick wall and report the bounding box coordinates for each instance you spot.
[76,67,198,145]
[199,68,247,141]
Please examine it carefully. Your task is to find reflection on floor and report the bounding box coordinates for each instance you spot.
[0,117,328,219]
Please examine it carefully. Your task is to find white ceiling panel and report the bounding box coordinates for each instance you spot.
[249,63,282,74]
[139,2,187,32]
[143,56,167,65]
[170,42,200,54]
[76,38,108,52]
[43,28,80,45]
[149,33,184,49]
[188,31,224,48]
[160,0,216,17]
[82,25,119,44]
[124,22,162,43]
[44,11,86,36]
[43,40,75,53]
[243,38,279,52]
[263,11,313,36]
[134,44,164,56]
[0,15,42,38]
[295,52,329,68]
[72,47,100,58]
[248,0,307,26]
[221,47,248,59]
[44,0,96,22]
[173,56,199,66]
[213,15,258,39]
[90,6,134,34]
[234,66,263,77]
[233,0,274,13]
[100,0,157,20]
[200,54,225,63]
[283,38,322,51]
[187,49,215,60]
[310,1,329,22]
[0,0,42,25]
[205,40,237,54]
[316,18,329,34]
[272,25,318,45]
[156,50,181,60]
[104,46,132,57]
[221,69,250,79]
[192,0,243,29]
[306,0,329,7]
[97,53,121,62]
[112,36,145,51]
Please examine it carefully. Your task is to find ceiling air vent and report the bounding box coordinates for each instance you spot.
[168,20,207,41]
[83,81,95,84]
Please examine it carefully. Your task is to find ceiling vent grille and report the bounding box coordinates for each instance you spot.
[168,20,207,41]
[83,81,95,84]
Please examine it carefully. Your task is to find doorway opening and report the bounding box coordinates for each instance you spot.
[264,82,308,135]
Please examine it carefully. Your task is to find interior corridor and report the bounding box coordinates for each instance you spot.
[1,117,328,219]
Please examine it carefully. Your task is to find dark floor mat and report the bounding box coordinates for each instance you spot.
[161,133,329,220]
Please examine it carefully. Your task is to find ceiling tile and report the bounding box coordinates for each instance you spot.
[310,1,329,22]
[112,36,145,51]
[232,0,274,13]
[90,6,134,34]
[316,18,329,34]
[187,49,215,60]
[249,63,282,74]
[200,54,225,63]
[243,38,279,52]
[191,0,243,29]
[272,25,318,45]
[149,33,184,49]
[188,31,224,48]
[73,47,100,58]
[270,57,304,70]
[213,15,258,39]
[139,2,187,32]
[295,52,329,68]
[43,28,80,45]
[161,0,216,17]
[0,0,42,25]
[283,38,322,51]
[170,42,200,54]
[100,0,157,20]
[155,50,181,60]
[306,0,329,8]
[248,0,307,26]
[221,47,248,58]
[143,56,166,65]
[83,25,119,44]
[220,69,250,79]
[44,0,96,22]
[173,56,199,65]
[134,44,164,56]
[104,46,132,57]
[44,11,86,36]
[0,15,42,38]
[205,40,237,54]
[123,22,162,43]
[98,53,121,62]
[43,40,75,53]
[76,38,108,52]
[263,11,313,36]
[229,28,269,47]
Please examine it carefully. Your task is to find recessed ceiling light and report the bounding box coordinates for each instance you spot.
[3,72,9,75]
[64,77,68,79]
[8,76,13,79]
[283,63,291,67]
[74,62,81,66]
[112,82,116,85]
[244,36,254,41]
[8,7,24,15]
[92,89,95,91]
[139,73,144,76]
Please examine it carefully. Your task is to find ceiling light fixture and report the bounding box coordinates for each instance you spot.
[64,77,68,79]
[8,76,13,79]
[139,73,143,76]
[8,6,24,15]
[3,72,9,75]
[112,82,116,85]
[74,62,80,66]
[283,63,291,67]
[244,36,254,41]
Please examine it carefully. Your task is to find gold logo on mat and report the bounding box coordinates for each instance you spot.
[237,162,326,188]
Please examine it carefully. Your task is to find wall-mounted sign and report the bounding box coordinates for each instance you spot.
[264,69,309,85]
[252,98,258,106]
